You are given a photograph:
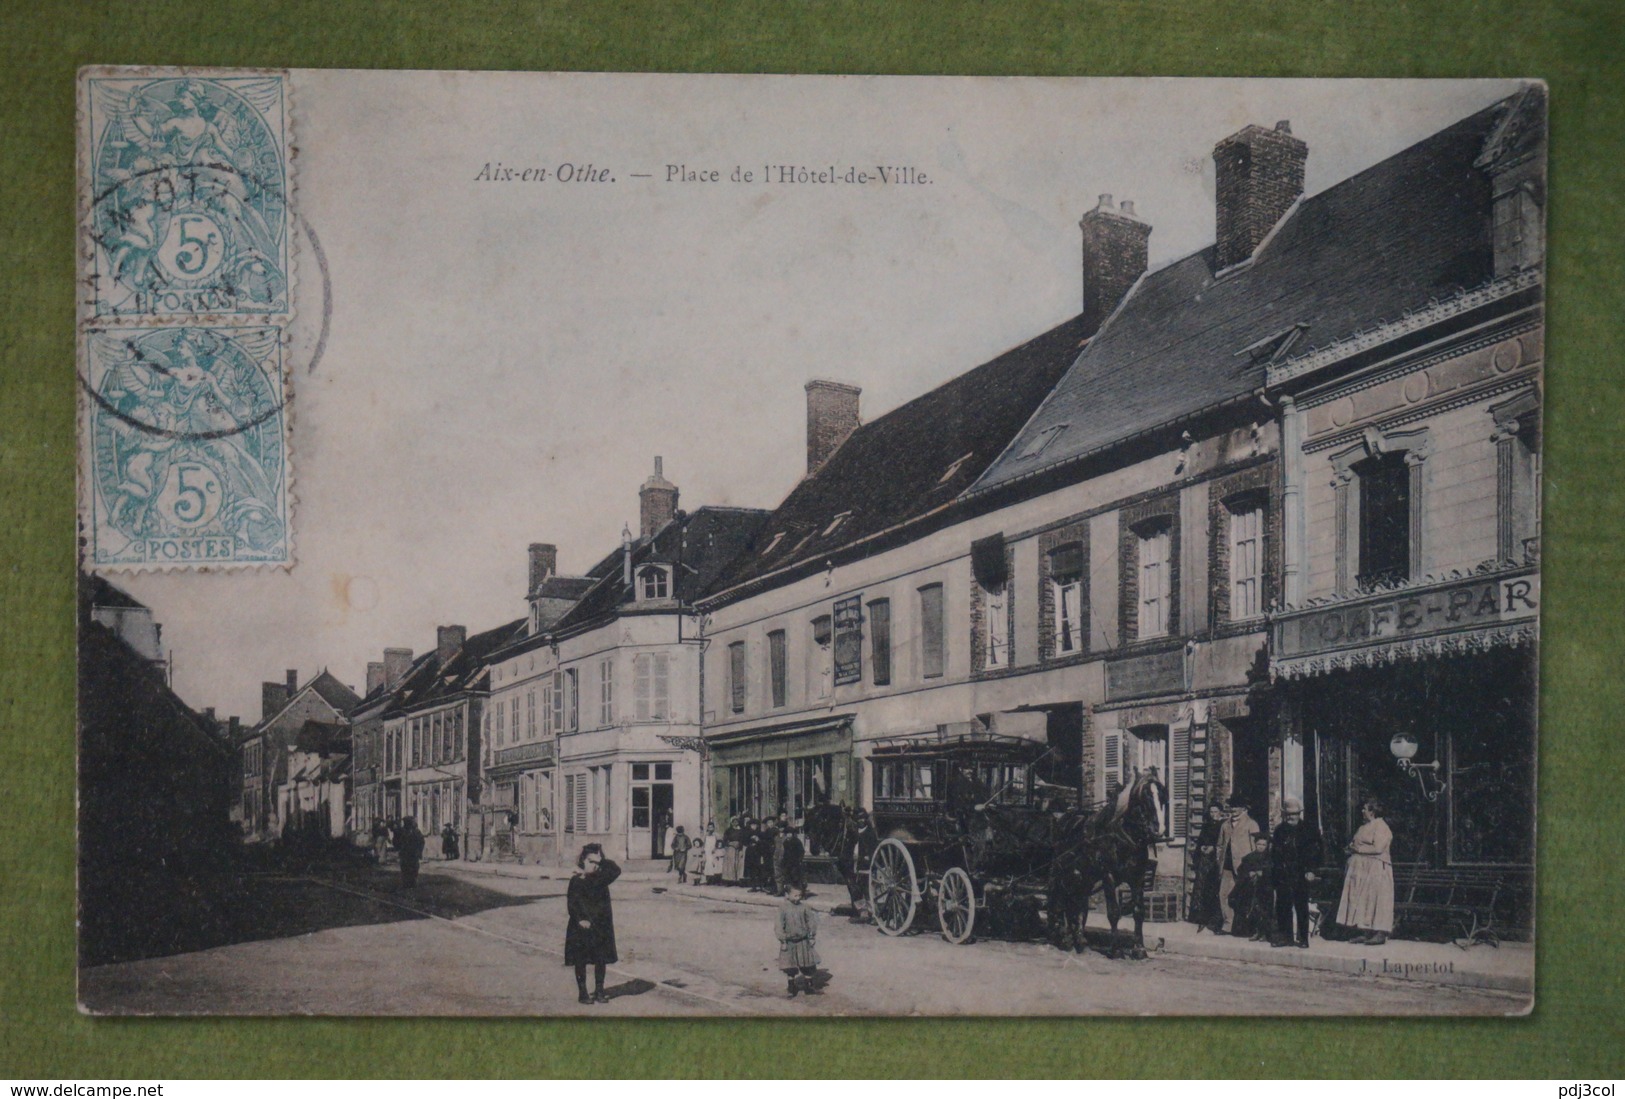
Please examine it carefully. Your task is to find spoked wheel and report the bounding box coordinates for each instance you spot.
[938,866,976,944]
[868,838,919,936]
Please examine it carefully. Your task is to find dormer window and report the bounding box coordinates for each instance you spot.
[637,564,671,601]
[823,511,852,538]
[937,452,975,485]
[1018,423,1068,460]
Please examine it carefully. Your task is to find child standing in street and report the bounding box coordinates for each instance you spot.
[775,885,822,998]
[670,825,692,883]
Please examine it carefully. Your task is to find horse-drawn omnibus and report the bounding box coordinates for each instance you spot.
[808,728,1169,955]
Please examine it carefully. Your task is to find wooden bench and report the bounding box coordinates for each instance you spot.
[1394,867,1505,949]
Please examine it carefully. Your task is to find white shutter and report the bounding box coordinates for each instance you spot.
[634,656,651,721]
[1102,731,1122,798]
[1171,720,1191,840]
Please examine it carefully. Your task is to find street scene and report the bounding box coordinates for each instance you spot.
[79,858,1530,1016]
[76,73,1542,1015]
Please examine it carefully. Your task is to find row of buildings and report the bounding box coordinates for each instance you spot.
[235,89,1543,928]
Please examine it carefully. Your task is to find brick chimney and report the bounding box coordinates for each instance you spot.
[261,680,290,721]
[383,647,413,687]
[228,716,241,742]
[203,706,216,724]
[437,625,467,666]
[805,380,861,475]
[365,661,386,696]
[639,457,679,539]
[285,669,298,695]
[1079,194,1152,332]
[1213,121,1308,271]
[528,542,558,597]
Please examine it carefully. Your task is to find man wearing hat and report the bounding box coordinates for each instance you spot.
[1215,796,1260,934]
[1270,796,1323,948]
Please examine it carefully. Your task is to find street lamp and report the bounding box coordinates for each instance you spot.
[1389,732,1445,802]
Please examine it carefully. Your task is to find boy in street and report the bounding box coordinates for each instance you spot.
[775,885,822,998]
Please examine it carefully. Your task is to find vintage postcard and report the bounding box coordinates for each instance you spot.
[76,72,1543,1015]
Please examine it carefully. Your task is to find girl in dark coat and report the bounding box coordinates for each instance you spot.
[565,843,621,1004]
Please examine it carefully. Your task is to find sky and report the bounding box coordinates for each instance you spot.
[107,73,1524,722]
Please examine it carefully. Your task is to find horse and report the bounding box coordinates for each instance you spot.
[802,802,879,919]
[1047,769,1168,960]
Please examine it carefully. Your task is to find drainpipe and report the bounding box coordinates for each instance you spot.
[1279,393,1306,608]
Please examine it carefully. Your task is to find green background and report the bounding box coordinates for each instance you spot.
[2,0,1621,1079]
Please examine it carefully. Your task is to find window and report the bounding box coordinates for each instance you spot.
[1228,502,1264,620]
[565,773,585,833]
[761,532,786,556]
[768,630,787,708]
[937,452,975,485]
[983,581,1009,668]
[729,641,747,713]
[520,769,553,833]
[634,653,671,721]
[598,657,614,726]
[919,583,945,678]
[637,565,670,600]
[1137,526,1172,638]
[823,511,852,537]
[1049,543,1085,656]
[563,669,579,732]
[1356,452,1411,587]
[552,672,565,732]
[1018,423,1068,460]
[510,698,520,748]
[833,595,863,686]
[411,718,422,767]
[810,615,833,699]
[868,599,892,686]
[526,689,536,740]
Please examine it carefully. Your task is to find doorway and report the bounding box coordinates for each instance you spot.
[629,762,675,858]
[1226,716,1270,825]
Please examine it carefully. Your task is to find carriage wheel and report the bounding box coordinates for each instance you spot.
[938,866,976,945]
[868,838,918,936]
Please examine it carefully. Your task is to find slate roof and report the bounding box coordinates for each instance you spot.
[549,506,771,633]
[708,314,1094,595]
[306,669,362,715]
[81,573,148,611]
[383,618,526,717]
[972,94,1517,496]
[294,719,350,754]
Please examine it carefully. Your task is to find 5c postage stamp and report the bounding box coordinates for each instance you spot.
[80,325,290,568]
[81,71,291,320]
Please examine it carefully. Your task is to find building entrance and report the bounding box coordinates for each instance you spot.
[629,762,674,858]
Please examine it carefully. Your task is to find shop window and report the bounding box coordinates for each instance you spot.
[631,785,651,829]
[919,583,945,679]
[768,630,788,708]
[1228,500,1265,621]
[1356,452,1411,587]
[634,653,670,721]
[1137,523,1172,639]
[868,599,892,686]
[1048,543,1085,656]
[729,641,747,713]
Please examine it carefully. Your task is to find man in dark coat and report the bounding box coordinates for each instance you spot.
[440,822,460,861]
[396,817,425,888]
[781,824,807,892]
[1269,796,1323,948]
[565,843,621,1004]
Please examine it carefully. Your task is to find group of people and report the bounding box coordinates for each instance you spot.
[564,840,827,1006]
[667,814,809,895]
[1191,795,1396,948]
[369,816,465,887]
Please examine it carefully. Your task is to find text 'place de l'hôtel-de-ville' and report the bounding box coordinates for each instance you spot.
[209,87,1543,938]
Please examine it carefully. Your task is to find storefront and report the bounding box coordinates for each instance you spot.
[1272,567,1538,936]
[483,739,556,863]
[708,715,855,826]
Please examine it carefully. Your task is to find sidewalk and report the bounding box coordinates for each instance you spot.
[434,859,1531,996]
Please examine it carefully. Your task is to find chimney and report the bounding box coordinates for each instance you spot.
[261,681,290,721]
[383,647,413,687]
[203,706,216,724]
[1079,193,1152,332]
[622,524,634,588]
[365,661,386,696]
[285,669,298,695]
[528,542,558,597]
[1213,120,1308,271]
[638,457,679,540]
[805,380,861,475]
[228,716,241,742]
[437,625,467,666]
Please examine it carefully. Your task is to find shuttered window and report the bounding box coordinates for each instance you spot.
[1049,543,1085,655]
[919,583,945,679]
[768,630,787,708]
[635,653,670,721]
[552,671,565,732]
[599,658,614,727]
[729,641,747,713]
[868,599,892,686]
[1102,731,1122,797]
[1170,721,1191,840]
